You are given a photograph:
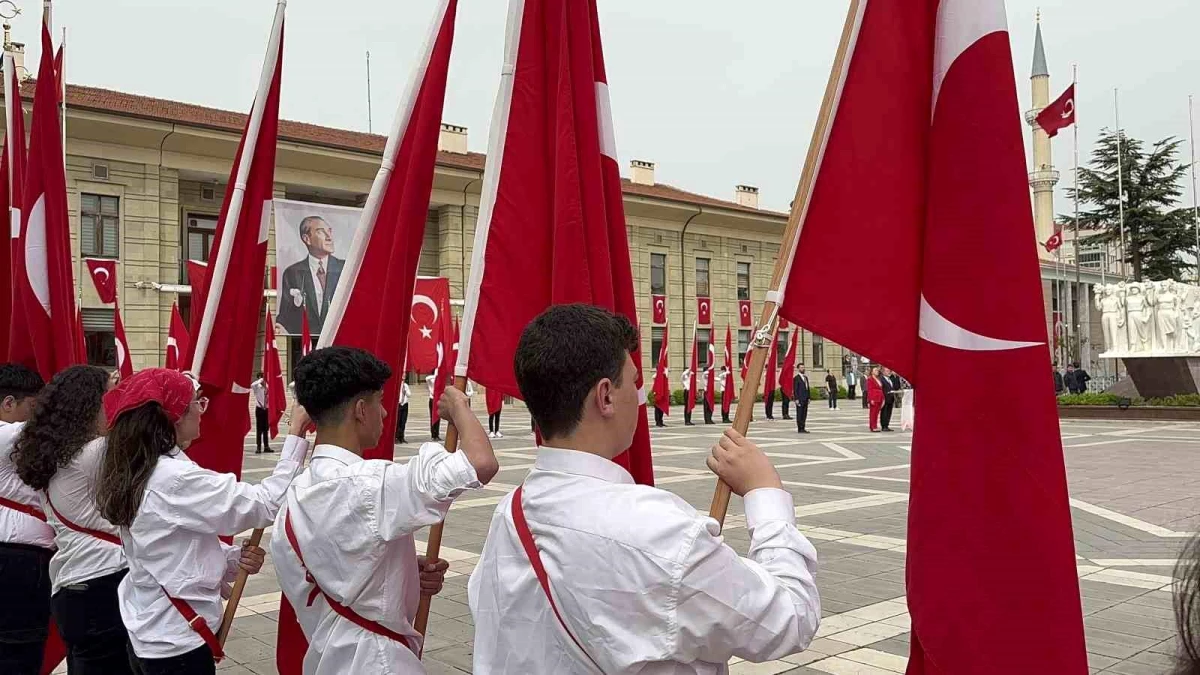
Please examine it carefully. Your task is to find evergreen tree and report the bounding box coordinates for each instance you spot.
[1064,129,1192,281]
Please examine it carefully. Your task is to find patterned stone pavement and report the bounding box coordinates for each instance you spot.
[201,399,1197,675]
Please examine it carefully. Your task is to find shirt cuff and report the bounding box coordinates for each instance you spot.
[743,488,796,530]
[280,435,310,463]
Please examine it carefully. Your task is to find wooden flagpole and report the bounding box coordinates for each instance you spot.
[708,0,862,527]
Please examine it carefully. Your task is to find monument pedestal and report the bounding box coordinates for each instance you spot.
[1107,355,1200,398]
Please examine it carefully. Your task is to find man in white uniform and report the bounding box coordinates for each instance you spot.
[273,346,500,674]
[470,304,821,673]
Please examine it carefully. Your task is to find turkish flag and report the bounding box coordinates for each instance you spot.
[4,56,32,370]
[738,299,752,327]
[299,308,312,357]
[651,293,666,324]
[763,328,777,403]
[430,312,456,427]
[20,20,79,381]
[262,310,285,439]
[721,325,734,414]
[408,277,452,373]
[182,261,207,369]
[652,323,670,415]
[85,258,118,303]
[185,3,284,480]
[1043,229,1063,252]
[113,306,133,378]
[685,327,698,413]
[165,302,189,370]
[774,2,1086,672]
[704,342,715,409]
[779,329,798,398]
[53,44,63,105]
[485,387,503,416]
[1036,83,1075,139]
[457,0,652,485]
[696,296,712,325]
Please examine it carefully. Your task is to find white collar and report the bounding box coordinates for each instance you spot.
[308,254,331,271]
[534,446,634,485]
[311,444,363,466]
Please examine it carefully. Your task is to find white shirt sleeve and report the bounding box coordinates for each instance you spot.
[163,435,308,536]
[671,487,820,663]
[375,442,482,541]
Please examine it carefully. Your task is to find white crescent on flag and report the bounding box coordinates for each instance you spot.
[1062,99,1074,119]
[93,267,110,283]
[115,338,128,370]
[918,295,1042,352]
[25,195,51,314]
[655,298,664,312]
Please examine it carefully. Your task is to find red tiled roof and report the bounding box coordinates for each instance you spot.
[16,81,782,218]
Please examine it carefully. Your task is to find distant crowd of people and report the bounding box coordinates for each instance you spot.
[1052,362,1092,396]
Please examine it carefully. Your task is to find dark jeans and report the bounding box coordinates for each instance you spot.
[0,543,53,675]
[828,392,838,409]
[488,411,502,433]
[848,384,857,400]
[654,407,665,427]
[395,403,409,442]
[254,406,270,451]
[881,395,896,429]
[129,643,214,675]
[52,569,134,674]
[429,399,441,440]
[795,399,810,432]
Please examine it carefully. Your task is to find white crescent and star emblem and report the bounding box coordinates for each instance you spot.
[115,338,127,368]
[701,300,709,312]
[94,267,110,283]
[1062,99,1074,119]
[918,295,1042,352]
[655,298,664,312]
[420,326,433,339]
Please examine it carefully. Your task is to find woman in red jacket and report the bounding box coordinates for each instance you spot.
[866,366,885,432]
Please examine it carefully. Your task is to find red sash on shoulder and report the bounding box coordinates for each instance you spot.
[0,495,47,521]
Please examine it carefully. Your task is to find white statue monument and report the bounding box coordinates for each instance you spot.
[1125,283,1153,353]
[1096,285,1127,354]
[1097,279,1200,357]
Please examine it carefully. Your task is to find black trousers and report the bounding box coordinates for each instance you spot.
[862,390,870,408]
[781,395,792,419]
[0,543,53,675]
[254,406,270,451]
[394,403,409,442]
[52,569,134,675]
[721,404,730,424]
[702,399,714,424]
[488,411,502,433]
[848,384,857,400]
[828,392,838,409]
[654,407,665,427]
[129,643,214,675]
[881,395,896,429]
[429,399,441,440]
[795,399,810,432]
[684,407,693,425]
[765,391,776,419]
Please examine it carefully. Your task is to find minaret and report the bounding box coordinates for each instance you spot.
[1025,13,1059,260]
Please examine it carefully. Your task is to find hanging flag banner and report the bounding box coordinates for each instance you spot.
[738,299,752,327]
[696,296,712,325]
[651,293,667,324]
[85,258,118,303]
[408,277,452,373]
[271,199,363,337]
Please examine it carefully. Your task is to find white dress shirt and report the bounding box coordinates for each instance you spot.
[308,255,329,306]
[0,421,55,550]
[399,382,411,407]
[271,442,481,674]
[251,378,267,409]
[119,435,308,659]
[43,437,126,594]
[469,447,820,674]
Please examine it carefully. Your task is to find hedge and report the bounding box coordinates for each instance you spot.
[1056,392,1200,407]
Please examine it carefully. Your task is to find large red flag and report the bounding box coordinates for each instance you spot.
[262,310,285,439]
[721,325,734,414]
[165,302,189,370]
[183,261,207,369]
[430,308,454,427]
[282,4,457,670]
[779,329,798,398]
[457,0,652,484]
[651,293,666,324]
[738,299,752,327]
[299,308,312,357]
[20,19,79,381]
[85,258,118,303]
[1036,83,1075,139]
[652,323,670,416]
[113,306,133,378]
[5,54,33,369]
[685,326,698,413]
[774,2,1086,672]
[185,3,284,479]
[407,277,451,373]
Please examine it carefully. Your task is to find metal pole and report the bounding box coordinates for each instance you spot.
[1073,65,1081,365]
[1114,88,1127,278]
[1189,95,1198,283]
[365,50,373,134]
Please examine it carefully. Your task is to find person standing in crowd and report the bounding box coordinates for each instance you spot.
[780,378,792,421]
[425,373,441,441]
[1063,364,1077,396]
[793,364,811,434]
[681,367,695,427]
[701,363,715,426]
[95,368,311,674]
[653,366,669,428]
[469,304,820,672]
[273,347,498,673]
[394,379,411,444]
[846,368,857,401]
[879,367,899,432]
[866,367,885,432]
[250,371,273,454]
[825,371,839,409]
[0,364,49,674]
[1053,365,1065,396]
[861,368,870,409]
[717,365,731,424]
[1070,362,1091,395]
[12,366,133,673]
[487,386,505,439]
[764,378,777,421]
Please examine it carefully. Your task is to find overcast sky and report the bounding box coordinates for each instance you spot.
[13,0,1200,212]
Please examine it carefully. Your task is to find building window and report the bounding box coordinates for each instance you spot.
[738,330,750,367]
[776,330,788,367]
[80,194,119,258]
[737,262,751,301]
[695,258,710,298]
[80,308,116,367]
[698,328,712,369]
[812,335,825,368]
[650,253,667,295]
[651,327,665,369]
[1078,247,1105,270]
[187,214,218,262]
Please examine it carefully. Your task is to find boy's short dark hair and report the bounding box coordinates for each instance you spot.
[294,346,392,426]
[514,304,639,439]
[0,363,45,402]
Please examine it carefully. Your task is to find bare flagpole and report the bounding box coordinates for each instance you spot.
[365,50,373,134]
[1114,88,1127,278]
[1189,94,1198,283]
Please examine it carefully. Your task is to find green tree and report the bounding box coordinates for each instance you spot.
[1064,129,1192,281]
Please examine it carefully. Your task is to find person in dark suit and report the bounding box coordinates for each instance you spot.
[880,367,899,431]
[793,364,811,433]
[1053,364,1065,395]
[277,215,345,335]
[1070,362,1091,394]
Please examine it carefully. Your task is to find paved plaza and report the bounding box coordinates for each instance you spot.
[206,399,1197,675]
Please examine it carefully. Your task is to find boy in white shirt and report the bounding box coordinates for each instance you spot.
[273,346,499,674]
[470,304,821,673]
